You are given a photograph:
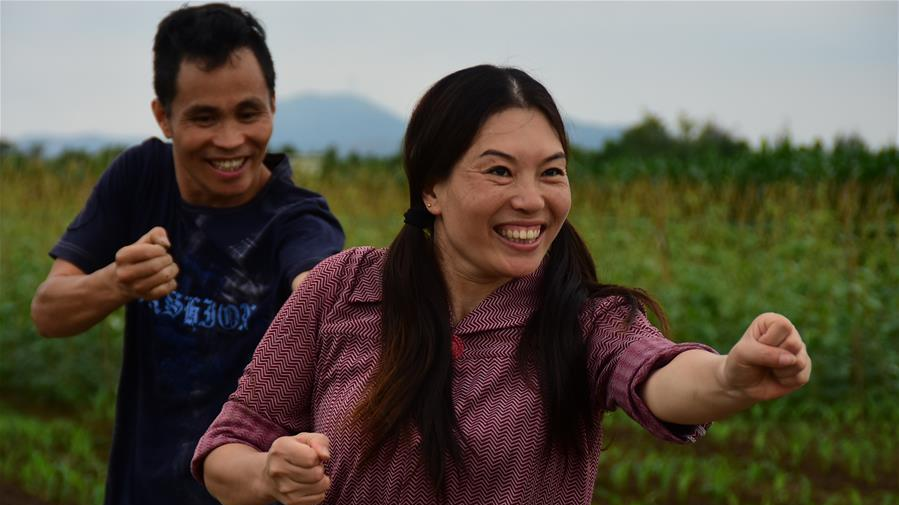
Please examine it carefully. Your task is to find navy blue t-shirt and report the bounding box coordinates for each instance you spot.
[50,138,344,505]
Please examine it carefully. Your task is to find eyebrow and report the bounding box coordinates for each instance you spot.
[236,98,267,109]
[184,104,218,116]
[479,149,567,164]
[183,98,267,115]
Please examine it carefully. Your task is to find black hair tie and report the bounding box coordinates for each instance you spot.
[403,207,435,229]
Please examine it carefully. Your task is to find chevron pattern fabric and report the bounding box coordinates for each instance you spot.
[193,247,713,504]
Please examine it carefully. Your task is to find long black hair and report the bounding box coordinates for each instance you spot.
[352,64,668,490]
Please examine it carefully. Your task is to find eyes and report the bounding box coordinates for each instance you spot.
[542,167,566,177]
[185,106,266,126]
[485,165,567,178]
[189,113,216,127]
[238,110,263,122]
[486,166,512,177]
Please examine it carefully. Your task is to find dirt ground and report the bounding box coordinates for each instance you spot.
[0,481,55,505]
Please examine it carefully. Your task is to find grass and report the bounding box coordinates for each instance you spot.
[2,404,895,505]
[1,148,897,503]
[594,410,899,505]
[0,406,106,504]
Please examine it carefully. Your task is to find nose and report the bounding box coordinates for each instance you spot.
[510,178,545,213]
[212,120,245,151]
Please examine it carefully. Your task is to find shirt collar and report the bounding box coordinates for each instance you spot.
[347,249,545,333]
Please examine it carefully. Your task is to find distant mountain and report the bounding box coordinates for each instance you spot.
[10,133,144,158]
[271,93,623,154]
[566,119,623,150]
[7,93,622,157]
[271,92,406,156]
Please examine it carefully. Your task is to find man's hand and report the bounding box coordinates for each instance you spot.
[263,432,331,505]
[114,226,179,301]
[719,312,812,402]
[32,226,179,337]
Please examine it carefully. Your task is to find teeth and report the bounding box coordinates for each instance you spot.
[212,158,245,172]
[498,226,542,243]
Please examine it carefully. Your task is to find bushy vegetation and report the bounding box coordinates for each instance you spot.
[1,117,897,503]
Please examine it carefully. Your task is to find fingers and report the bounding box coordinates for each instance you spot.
[269,435,329,479]
[284,485,329,505]
[754,313,794,347]
[115,227,178,299]
[117,252,177,282]
[745,313,807,364]
[140,277,178,300]
[772,344,812,387]
[295,432,331,462]
[117,226,172,270]
[735,313,812,391]
[277,477,330,505]
[736,336,797,369]
[138,226,171,248]
[120,227,171,267]
[116,252,178,296]
[266,435,331,505]
[115,243,169,266]
[272,472,330,495]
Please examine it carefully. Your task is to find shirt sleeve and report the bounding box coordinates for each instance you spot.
[191,250,349,485]
[276,196,345,289]
[49,145,142,273]
[586,296,717,443]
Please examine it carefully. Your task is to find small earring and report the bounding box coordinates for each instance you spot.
[426,203,432,208]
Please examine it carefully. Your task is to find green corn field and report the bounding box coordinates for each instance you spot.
[1,133,897,504]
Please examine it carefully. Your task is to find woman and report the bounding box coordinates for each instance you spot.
[191,65,811,505]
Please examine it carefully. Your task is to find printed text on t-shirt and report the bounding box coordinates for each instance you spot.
[143,291,257,331]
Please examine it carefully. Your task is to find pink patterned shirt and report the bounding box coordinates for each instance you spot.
[193,247,712,504]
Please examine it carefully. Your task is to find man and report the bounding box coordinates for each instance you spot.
[30,4,344,503]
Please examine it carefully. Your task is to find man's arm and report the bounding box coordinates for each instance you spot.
[31,227,179,337]
[290,271,310,291]
[641,313,812,425]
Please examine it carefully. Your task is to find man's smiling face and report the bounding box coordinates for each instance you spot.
[153,47,275,208]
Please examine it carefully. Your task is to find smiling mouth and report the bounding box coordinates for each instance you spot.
[496,225,543,244]
[210,157,247,173]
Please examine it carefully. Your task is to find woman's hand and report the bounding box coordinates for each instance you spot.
[719,312,812,402]
[263,432,332,505]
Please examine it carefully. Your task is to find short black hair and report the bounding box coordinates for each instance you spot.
[153,3,275,112]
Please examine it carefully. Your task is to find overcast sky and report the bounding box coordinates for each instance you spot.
[2,1,897,147]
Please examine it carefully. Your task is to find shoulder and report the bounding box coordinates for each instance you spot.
[581,295,658,341]
[110,137,171,170]
[309,246,384,283]
[98,137,171,186]
[83,137,172,207]
[582,295,631,322]
[304,247,385,302]
[261,156,336,213]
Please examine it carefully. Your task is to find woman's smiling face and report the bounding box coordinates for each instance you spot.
[426,107,571,290]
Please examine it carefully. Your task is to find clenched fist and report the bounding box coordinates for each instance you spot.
[719,312,812,402]
[263,432,331,505]
[114,226,179,301]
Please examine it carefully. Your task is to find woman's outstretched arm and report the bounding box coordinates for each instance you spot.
[641,312,812,425]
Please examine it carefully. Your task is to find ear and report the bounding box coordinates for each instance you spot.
[270,91,276,115]
[421,183,442,216]
[151,99,173,139]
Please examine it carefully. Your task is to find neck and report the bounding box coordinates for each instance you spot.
[443,276,503,326]
[432,226,511,325]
